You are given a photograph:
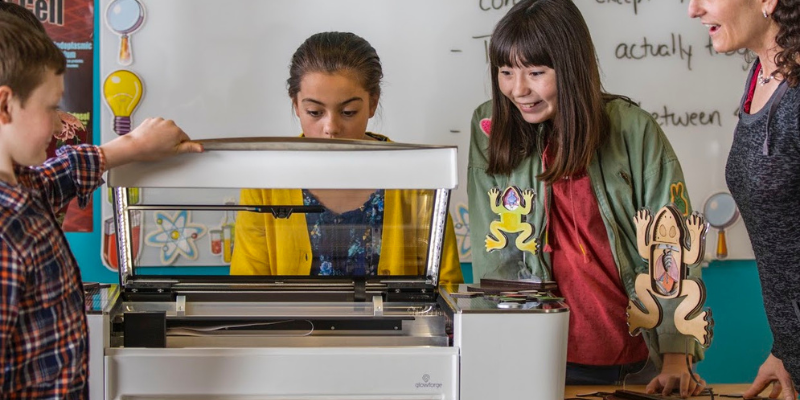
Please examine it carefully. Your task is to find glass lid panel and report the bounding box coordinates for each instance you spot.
[113,187,445,280]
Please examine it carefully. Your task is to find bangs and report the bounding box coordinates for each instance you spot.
[489,11,552,69]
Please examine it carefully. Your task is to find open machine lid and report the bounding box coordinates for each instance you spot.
[106,138,458,300]
[108,137,458,189]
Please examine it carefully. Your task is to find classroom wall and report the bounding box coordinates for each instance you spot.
[69,0,772,385]
[697,260,772,383]
[92,0,756,264]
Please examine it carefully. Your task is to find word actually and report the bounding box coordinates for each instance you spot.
[616,34,693,71]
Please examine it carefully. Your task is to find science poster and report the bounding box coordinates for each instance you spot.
[4,0,96,231]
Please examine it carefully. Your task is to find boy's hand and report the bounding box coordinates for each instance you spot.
[101,118,203,170]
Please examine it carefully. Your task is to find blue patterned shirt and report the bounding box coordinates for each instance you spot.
[302,189,385,276]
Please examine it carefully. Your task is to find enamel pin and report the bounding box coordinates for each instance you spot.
[485,186,539,254]
[627,204,713,347]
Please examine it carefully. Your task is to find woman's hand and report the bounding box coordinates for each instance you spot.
[743,354,797,400]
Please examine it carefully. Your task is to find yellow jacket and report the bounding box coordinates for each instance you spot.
[230,188,463,284]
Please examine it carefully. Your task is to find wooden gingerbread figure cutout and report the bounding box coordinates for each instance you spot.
[627,203,714,347]
[485,186,539,254]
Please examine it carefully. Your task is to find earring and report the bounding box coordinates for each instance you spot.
[763,10,769,18]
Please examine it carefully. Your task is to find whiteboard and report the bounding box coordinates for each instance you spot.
[99,0,753,264]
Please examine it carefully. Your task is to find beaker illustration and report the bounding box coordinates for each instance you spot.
[209,229,222,255]
[101,211,143,271]
[102,217,117,270]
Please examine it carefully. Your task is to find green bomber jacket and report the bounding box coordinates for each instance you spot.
[467,99,704,367]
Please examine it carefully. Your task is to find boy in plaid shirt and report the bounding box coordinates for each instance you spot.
[0,15,202,399]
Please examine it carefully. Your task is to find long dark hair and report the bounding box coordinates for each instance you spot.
[772,0,800,87]
[287,32,383,101]
[487,0,612,183]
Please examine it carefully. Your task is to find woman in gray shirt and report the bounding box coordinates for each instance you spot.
[689,1,800,399]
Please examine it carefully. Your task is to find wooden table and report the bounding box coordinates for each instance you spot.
[565,384,762,399]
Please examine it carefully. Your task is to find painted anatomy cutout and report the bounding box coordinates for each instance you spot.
[485,186,539,254]
[627,204,713,347]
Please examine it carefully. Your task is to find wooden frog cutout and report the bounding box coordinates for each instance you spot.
[627,204,713,347]
[485,186,539,254]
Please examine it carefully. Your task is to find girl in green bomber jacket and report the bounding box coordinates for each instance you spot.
[467,0,705,396]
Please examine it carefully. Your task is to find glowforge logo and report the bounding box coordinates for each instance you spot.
[415,374,443,389]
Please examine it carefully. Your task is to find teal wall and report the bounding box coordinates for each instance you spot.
[72,1,770,385]
[696,260,772,383]
[462,260,772,384]
[67,2,116,285]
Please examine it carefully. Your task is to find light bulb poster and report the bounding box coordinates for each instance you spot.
[103,70,143,135]
[102,69,142,253]
[3,0,97,232]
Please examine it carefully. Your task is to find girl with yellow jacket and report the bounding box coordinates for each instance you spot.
[230,32,462,284]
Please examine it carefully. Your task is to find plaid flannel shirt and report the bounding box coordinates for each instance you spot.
[0,145,105,399]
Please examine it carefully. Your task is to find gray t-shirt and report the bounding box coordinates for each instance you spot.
[727,60,800,380]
